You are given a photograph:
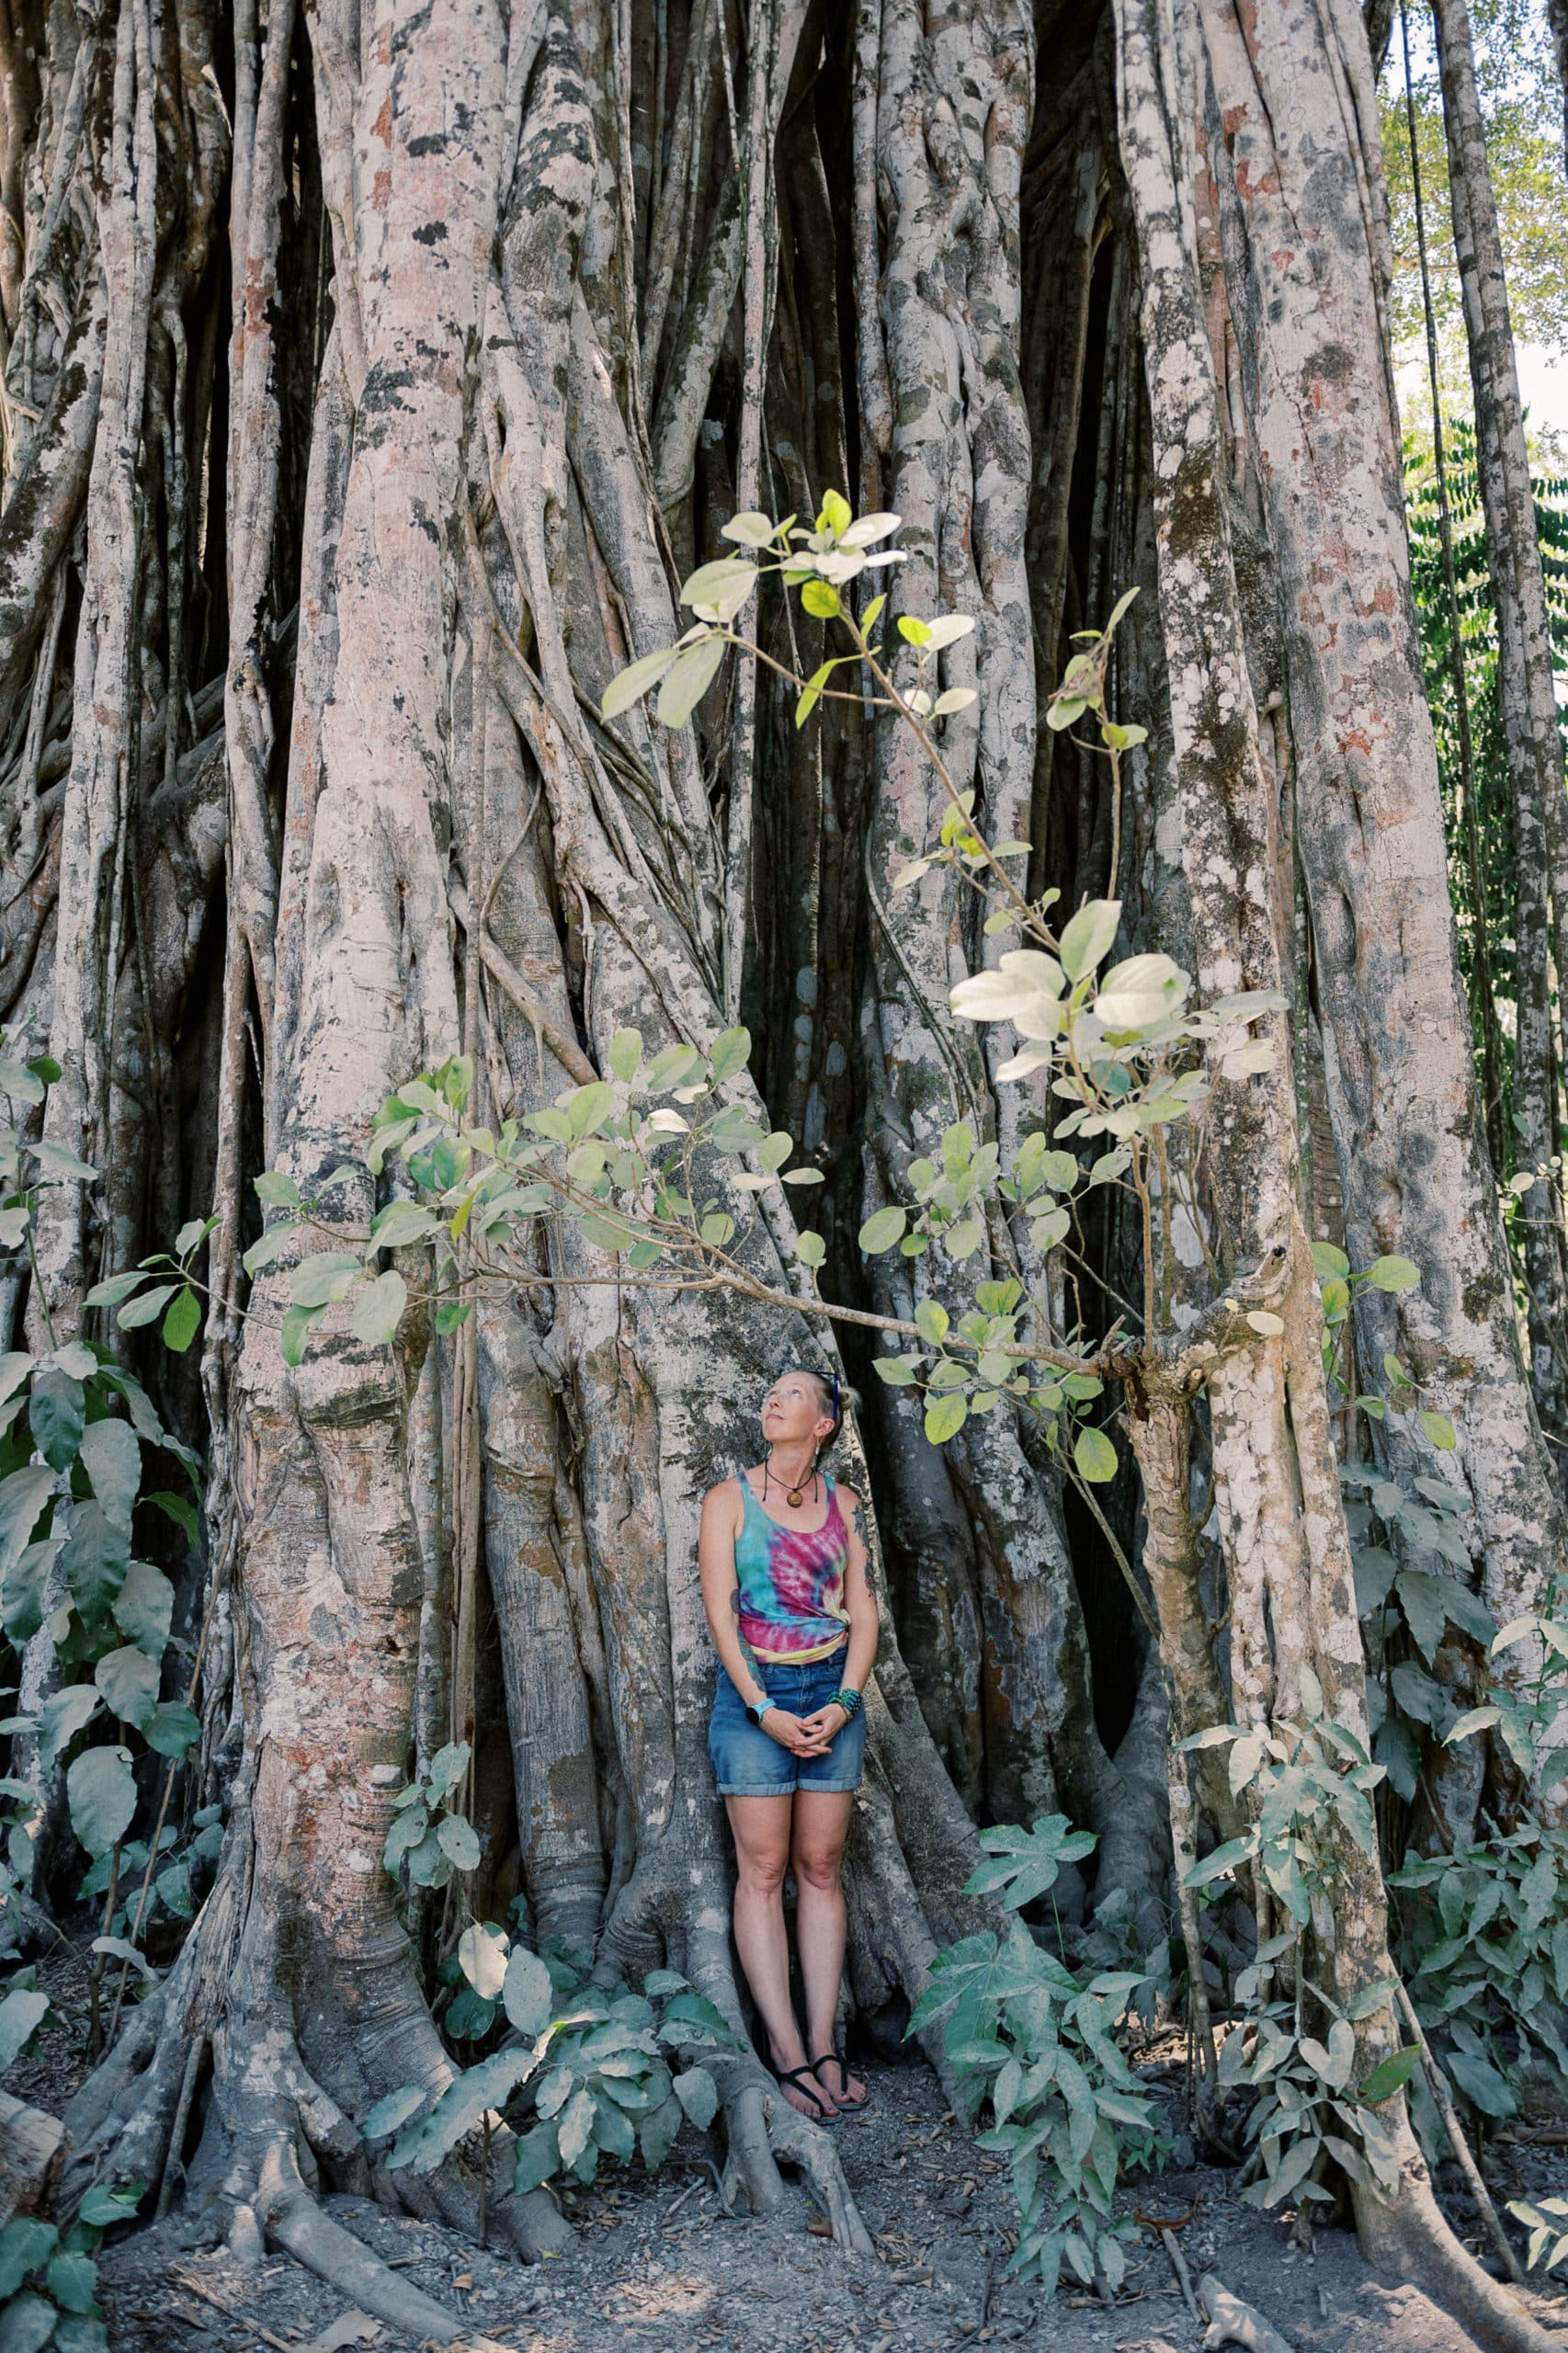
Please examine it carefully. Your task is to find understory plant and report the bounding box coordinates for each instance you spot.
[0,1040,206,2053]
[0,2182,142,2353]
[362,1910,740,2198]
[1180,1670,1415,2212]
[908,1814,1167,2300]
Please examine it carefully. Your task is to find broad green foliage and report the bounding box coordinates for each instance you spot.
[381,1741,480,1893]
[1510,2193,1568,2272]
[1178,1675,1413,2209]
[0,2179,141,2353]
[910,1820,1165,2302]
[1215,1935,1407,2216]
[0,1038,203,1998]
[363,1910,740,2197]
[1179,1669,1384,1940]
[1391,1820,1568,2126]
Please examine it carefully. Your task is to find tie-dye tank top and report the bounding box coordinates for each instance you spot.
[733,1472,851,1664]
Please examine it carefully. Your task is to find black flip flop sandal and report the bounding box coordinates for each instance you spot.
[811,2050,869,2110]
[770,2062,836,2122]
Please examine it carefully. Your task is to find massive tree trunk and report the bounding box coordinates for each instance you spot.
[1114,3,1554,2340]
[1188,0,1568,1790]
[0,0,1558,2326]
[1431,0,1568,1457]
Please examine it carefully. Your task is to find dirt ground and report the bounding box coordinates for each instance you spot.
[13,1941,1568,2353]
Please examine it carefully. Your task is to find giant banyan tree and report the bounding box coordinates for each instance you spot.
[3,0,1566,2339]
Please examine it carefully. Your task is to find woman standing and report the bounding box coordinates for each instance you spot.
[699,1370,879,2121]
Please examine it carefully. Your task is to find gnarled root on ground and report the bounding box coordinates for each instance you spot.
[1352,2116,1555,2353]
[59,1893,571,2344]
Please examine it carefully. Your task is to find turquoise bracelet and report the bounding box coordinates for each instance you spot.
[832,1687,862,1719]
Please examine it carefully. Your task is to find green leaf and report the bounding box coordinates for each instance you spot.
[1073,1427,1117,1483]
[0,1988,50,2078]
[361,2084,430,2142]
[77,1419,141,1529]
[708,1027,753,1086]
[1417,1409,1457,1451]
[437,1813,482,1872]
[61,1501,130,1621]
[2,1538,59,1645]
[512,2120,561,2193]
[47,2250,98,2314]
[503,1942,554,2039]
[117,1283,178,1329]
[795,1231,825,1269]
[608,1029,642,1081]
[38,1685,100,1771]
[795,661,835,728]
[873,1357,917,1386]
[458,1922,509,2000]
[1358,2046,1421,2105]
[657,633,726,727]
[673,2066,718,2129]
[801,580,839,620]
[1058,900,1120,981]
[0,1464,55,1581]
[679,559,757,622]
[161,1287,201,1355]
[143,1701,199,1760]
[66,1745,137,1859]
[351,1270,408,1347]
[1447,2049,1517,2120]
[601,648,677,719]
[280,1303,325,1365]
[925,1393,968,1445]
[0,2291,57,2353]
[915,1299,949,1346]
[289,1252,363,1310]
[1312,1241,1351,1280]
[557,2084,596,2170]
[28,1369,85,1472]
[145,1491,199,1548]
[108,1572,176,1665]
[858,1207,907,1255]
[0,2219,57,2302]
[721,511,779,550]
[95,1645,160,1732]
[1366,1255,1421,1294]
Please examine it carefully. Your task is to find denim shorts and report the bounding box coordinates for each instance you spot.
[709,1649,868,1796]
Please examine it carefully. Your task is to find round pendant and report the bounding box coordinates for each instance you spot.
[787,1488,804,1508]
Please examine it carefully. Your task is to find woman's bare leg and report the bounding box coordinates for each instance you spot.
[791,1790,866,2104]
[725,1793,831,2118]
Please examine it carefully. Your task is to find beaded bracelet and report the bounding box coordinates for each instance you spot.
[832,1687,862,1719]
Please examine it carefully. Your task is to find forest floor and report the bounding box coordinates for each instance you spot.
[14,1938,1568,2353]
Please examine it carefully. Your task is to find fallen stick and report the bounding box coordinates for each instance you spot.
[1159,2227,1200,2324]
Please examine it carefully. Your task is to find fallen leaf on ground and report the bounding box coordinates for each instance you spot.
[302,2321,381,2353]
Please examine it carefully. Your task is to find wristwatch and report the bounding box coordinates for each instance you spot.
[745,1696,774,1727]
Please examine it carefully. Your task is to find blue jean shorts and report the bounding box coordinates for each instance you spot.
[709,1649,868,1796]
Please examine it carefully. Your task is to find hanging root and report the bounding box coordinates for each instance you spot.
[1352,2117,1555,2353]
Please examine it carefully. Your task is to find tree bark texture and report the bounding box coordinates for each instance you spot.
[1431,0,1568,1458]
[0,0,1559,2319]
